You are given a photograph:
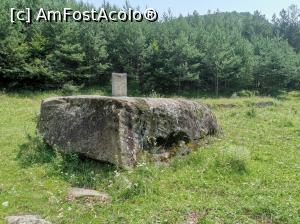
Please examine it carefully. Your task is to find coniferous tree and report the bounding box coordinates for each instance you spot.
[0,0,299,94]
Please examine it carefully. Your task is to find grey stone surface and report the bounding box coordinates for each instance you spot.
[38,96,219,167]
[5,215,51,224]
[112,73,127,97]
[68,187,110,202]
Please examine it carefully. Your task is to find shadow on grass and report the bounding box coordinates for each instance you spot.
[17,135,115,188]
[16,135,159,200]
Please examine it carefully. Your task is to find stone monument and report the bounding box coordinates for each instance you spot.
[37,72,220,168]
[38,96,219,168]
[112,73,127,97]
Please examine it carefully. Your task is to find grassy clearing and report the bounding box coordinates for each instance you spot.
[1,89,300,223]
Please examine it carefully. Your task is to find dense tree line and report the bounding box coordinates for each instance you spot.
[0,0,300,95]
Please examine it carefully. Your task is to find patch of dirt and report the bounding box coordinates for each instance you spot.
[255,101,275,108]
[251,214,276,224]
[184,210,208,224]
[216,104,237,109]
[152,152,171,162]
[150,140,194,164]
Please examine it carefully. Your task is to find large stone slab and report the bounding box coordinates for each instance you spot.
[5,215,51,224]
[38,96,219,167]
[68,187,110,203]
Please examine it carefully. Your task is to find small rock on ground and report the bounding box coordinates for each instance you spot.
[68,187,111,203]
[5,215,51,224]
[152,152,171,162]
[184,212,199,224]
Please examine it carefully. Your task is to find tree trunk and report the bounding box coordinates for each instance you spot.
[137,63,144,93]
[215,73,219,97]
[177,76,181,94]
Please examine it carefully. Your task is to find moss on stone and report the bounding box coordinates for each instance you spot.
[135,99,150,115]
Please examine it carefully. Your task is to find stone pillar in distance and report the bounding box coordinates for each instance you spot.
[112,73,127,97]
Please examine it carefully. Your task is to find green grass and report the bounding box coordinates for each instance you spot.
[1,89,300,223]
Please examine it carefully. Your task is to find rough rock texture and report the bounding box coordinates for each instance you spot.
[5,215,51,224]
[38,96,219,167]
[68,187,110,203]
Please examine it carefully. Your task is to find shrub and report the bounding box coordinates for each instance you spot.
[149,90,163,98]
[246,108,257,118]
[120,180,146,199]
[17,135,55,166]
[237,90,258,97]
[61,82,81,96]
[215,146,250,173]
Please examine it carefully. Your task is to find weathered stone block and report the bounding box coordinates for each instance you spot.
[5,215,51,224]
[38,96,219,167]
[112,73,127,97]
